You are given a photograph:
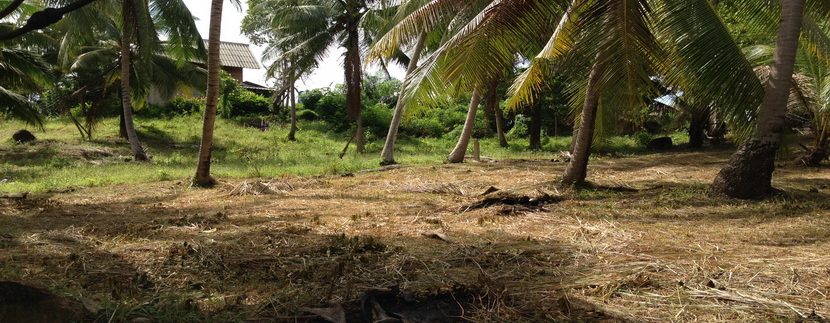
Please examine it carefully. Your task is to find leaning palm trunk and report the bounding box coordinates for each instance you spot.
[192,0,224,187]
[380,32,427,165]
[120,0,148,161]
[288,71,297,141]
[710,0,805,198]
[562,59,603,185]
[446,89,482,163]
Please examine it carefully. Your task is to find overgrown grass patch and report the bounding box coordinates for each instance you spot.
[0,116,688,193]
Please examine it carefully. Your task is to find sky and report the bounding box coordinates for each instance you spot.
[182,0,405,90]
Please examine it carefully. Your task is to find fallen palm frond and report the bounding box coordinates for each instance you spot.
[228,179,299,196]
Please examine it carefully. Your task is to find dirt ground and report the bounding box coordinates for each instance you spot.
[2,150,830,322]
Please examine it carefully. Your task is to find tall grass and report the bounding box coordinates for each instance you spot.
[0,116,674,193]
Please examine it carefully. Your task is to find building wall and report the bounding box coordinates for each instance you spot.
[223,66,244,82]
[147,65,244,106]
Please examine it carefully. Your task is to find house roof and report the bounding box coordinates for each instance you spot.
[241,81,270,91]
[203,40,261,69]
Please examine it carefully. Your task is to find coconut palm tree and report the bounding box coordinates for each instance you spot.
[710,1,825,198]
[193,0,227,187]
[377,31,426,165]
[242,0,396,154]
[370,0,550,163]
[62,37,206,139]
[380,0,784,186]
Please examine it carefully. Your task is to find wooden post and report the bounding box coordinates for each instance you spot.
[473,139,481,162]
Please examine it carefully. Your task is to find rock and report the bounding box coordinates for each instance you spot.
[12,130,36,143]
[0,281,90,322]
[646,137,673,150]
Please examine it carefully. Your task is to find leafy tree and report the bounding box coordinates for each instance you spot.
[242,0,395,154]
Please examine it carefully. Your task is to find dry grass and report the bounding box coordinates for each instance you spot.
[1,150,829,322]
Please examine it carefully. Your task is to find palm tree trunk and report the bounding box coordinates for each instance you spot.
[562,59,603,185]
[529,104,542,151]
[120,0,148,162]
[344,22,364,153]
[380,32,427,165]
[288,70,297,141]
[447,89,482,163]
[192,0,224,187]
[710,0,805,198]
[495,102,508,148]
[118,100,128,139]
[688,107,709,149]
[483,77,508,148]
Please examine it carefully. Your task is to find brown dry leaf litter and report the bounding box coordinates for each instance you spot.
[1,150,829,321]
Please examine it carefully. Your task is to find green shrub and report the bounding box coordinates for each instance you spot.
[297,109,319,121]
[434,105,467,130]
[633,131,652,147]
[227,90,270,117]
[163,96,204,117]
[508,114,530,139]
[299,89,325,111]
[401,118,444,137]
[362,103,392,136]
[315,90,349,131]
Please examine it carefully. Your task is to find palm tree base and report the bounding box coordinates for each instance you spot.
[134,153,149,162]
[379,159,397,166]
[710,139,778,199]
[191,175,218,188]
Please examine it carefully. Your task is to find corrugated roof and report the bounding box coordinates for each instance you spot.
[203,40,261,69]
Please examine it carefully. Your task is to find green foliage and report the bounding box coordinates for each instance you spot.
[633,131,652,147]
[296,109,318,121]
[299,89,325,111]
[441,108,490,140]
[144,96,204,117]
[508,114,530,139]
[0,117,594,193]
[216,72,270,118]
[312,89,349,131]
[400,118,444,138]
[362,103,392,137]
[227,90,270,117]
[363,73,402,107]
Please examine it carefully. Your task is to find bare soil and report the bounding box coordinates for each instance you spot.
[1,150,829,322]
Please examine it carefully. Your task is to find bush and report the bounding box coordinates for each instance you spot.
[140,96,204,118]
[315,90,349,131]
[362,103,392,136]
[299,89,325,111]
[633,131,652,147]
[507,114,530,139]
[297,109,319,121]
[164,96,203,116]
[401,118,444,137]
[227,90,270,117]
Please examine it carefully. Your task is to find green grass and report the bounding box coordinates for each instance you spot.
[0,116,682,193]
